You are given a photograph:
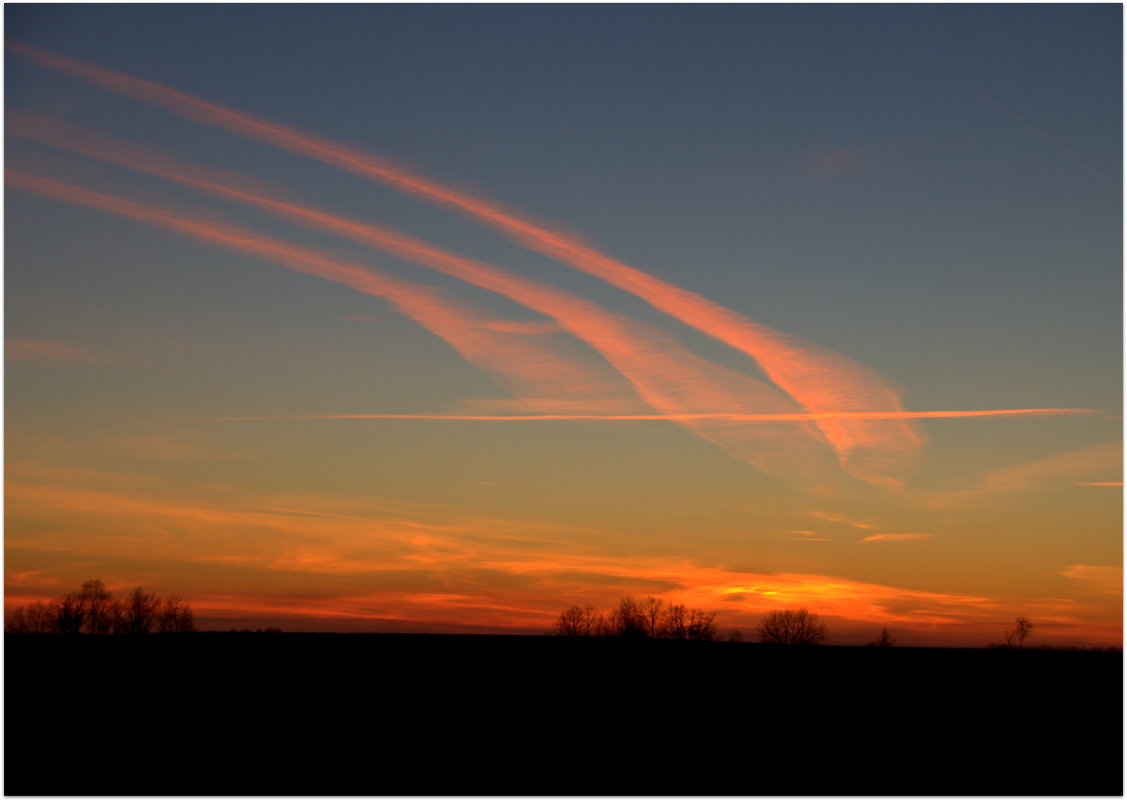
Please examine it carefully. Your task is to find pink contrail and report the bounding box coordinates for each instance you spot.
[2,169,633,406]
[7,168,847,482]
[981,89,1120,194]
[5,115,793,418]
[9,117,870,482]
[6,42,922,483]
[191,409,1094,422]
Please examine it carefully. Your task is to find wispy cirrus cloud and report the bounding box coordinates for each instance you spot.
[5,338,103,362]
[862,533,933,543]
[982,89,1120,195]
[7,471,1119,644]
[795,148,866,177]
[5,44,927,487]
[804,511,878,530]
[0,479,1010,629]
[1061,565,1122,595]
[777,530,833,541]
[931,441,1122,507]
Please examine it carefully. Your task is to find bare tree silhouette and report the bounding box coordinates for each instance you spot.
[159,596,196,633]
[106,597,129,635]
[551,597,718,640]
[756,608,828,645]
[80,579,114,635]
[5,606,28,633]
[6,581,195,635]
[126,588,161,635]
[658,602,717,640]
[26,601,51,633]
[581,605,602,636]
[5,601,54,633]
[51,593,87,634]
[641,597,664,638]
[687,607,718,641]
[610,596,648,638]
[554,604,586,636]
[662,602,689,638]
[867,628,895,647]
[1003,617,1033,648]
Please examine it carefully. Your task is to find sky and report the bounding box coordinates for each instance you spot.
[4,5,1122,645]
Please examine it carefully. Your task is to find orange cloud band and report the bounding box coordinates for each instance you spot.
[8,473,1121,645]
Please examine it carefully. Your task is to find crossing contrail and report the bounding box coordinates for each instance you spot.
[191,409,1094,422]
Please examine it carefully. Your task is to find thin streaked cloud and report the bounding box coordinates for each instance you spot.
[862,533,934,543]
[795,148,866,177]
[932,442,1123,507]
[1061,565,1122,595]
[982,89,1121,195]
[805,511,878,530]
[5,339,103,362]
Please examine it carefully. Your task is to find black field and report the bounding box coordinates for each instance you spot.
[6,633,1122,796]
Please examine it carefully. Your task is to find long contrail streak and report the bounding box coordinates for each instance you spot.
[2,169,633,407]
[7,115,841,463]
[193,409,1095,422]
[6,42,921,482]
[7,167,848,483]
[980,89,1120,194]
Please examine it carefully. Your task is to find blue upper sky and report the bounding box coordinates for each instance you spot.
[8,5,1120,428]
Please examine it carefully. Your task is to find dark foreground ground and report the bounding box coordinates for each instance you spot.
[6,633,1122,795]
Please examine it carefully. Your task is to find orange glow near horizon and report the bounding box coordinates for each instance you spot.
[5,471,1121,647]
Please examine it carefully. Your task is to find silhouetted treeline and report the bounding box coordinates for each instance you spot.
[5,579,194,634]
[756,607,828,645]
[554,596,718,640]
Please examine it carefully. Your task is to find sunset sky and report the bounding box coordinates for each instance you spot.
[5,5,1121,645]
